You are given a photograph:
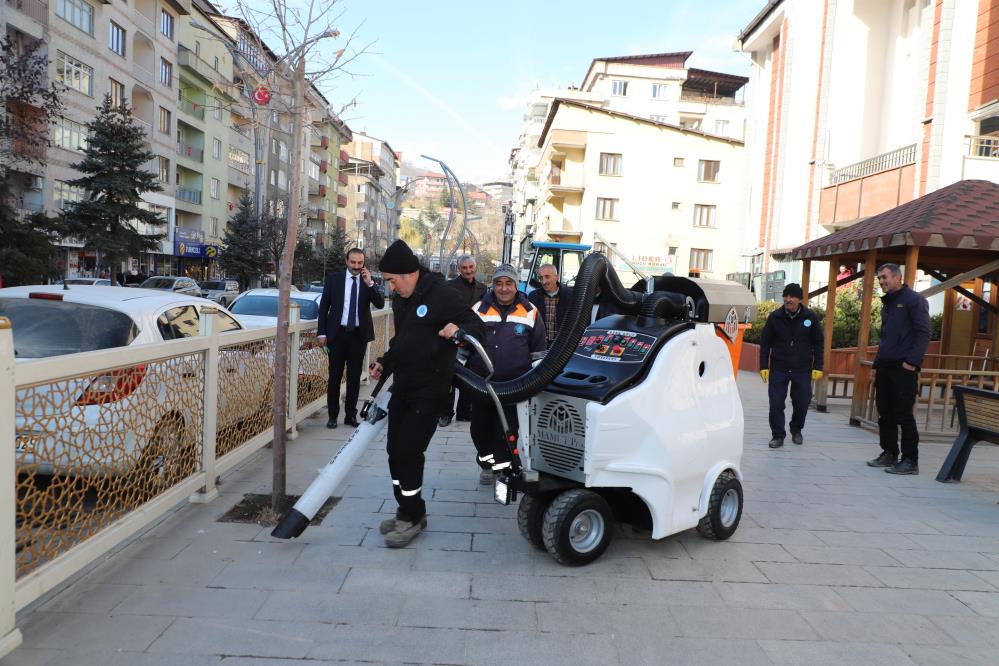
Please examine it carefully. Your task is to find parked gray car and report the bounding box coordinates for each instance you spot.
[199,279,240,307]
[139,276,201,297]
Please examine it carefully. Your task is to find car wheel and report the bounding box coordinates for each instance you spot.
[696,470,743,541]
[517,493,550,550]
[138,413,197,495]
[541,489,614,566]
[219,298,227,307]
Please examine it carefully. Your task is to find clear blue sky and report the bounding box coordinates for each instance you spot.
[324,0,766,183]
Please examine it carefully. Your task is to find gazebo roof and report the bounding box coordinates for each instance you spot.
[791,179,999,260]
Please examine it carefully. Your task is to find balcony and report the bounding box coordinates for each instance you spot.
[178,45,230,94]
[819,144,918,229]
[176,186,202,205]
[231,123,250,138]
[829,144,916,185]
[311,133,329,149]
[339,149,348,163]
[6,0,48,25]
[336,215,346,229]
[337,194,347,208]
[228,164,250,188]
[320,160,328,174]
[177,141,203,162]
[679,91,742,107]
[307,206,326,221]
[319,184,327,197]
[962,135,999,183]
[179,97,205,121]
[338,172,348,186]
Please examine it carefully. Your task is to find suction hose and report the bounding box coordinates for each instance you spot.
[453,252,642,404]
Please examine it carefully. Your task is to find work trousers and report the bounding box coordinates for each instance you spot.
[768,368,812,439]
[875,364,920,462]
[470,399,518,471]
[443,384,472,420]
[328,327,366,420]
[386,393,439,522]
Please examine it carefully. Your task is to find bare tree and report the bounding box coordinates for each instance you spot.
[226,0,370,511]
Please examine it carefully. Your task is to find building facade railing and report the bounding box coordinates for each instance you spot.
[176,141,203,162]
[178,97,205,121]
[829,143,917,185]
[5,0,48,24]
[176,186,202,205]
[966,135,999,158]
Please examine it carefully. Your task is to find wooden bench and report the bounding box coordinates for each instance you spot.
[936,386,999,482]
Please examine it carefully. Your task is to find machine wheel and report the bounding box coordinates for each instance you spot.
[697,471,743,540]
[517,494,549,550]
[541,489,614,566]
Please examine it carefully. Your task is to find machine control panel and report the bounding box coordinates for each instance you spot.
[575,328,658,364]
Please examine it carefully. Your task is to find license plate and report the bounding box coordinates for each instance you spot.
[494,478,510,505]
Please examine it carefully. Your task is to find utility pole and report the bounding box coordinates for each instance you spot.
[502,201,514,264]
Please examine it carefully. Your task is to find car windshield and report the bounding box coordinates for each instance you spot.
[141,277,175,289]
[200,281,225,290]
[0,298,139,358]
[230,295,319,320]
[63,278,96,285]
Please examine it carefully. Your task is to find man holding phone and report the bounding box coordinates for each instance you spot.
[317,248,385,429]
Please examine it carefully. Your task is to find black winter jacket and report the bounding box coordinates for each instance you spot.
[759,305,824,372]
[467,290,547,382]
[378,270,485,404]
[446,276,487,307]
[874,285,931,369]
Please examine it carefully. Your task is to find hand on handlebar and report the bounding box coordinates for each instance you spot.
[439,323,461,341]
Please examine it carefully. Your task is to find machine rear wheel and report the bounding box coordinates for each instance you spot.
[697,471,742,540]
[541,489,614,566]
[517,494,549,550]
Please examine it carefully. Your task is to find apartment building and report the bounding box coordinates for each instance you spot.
[343,132,401,258]
[738,0,999,293]
[534,100,746,280]
[509,51,748,267]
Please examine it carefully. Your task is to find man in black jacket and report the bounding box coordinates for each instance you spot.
[528,264,573,348]
[317,248,385,429]
[867,263,931,475]
[759,283,825,448]
[369,240,485,548]
[441,254,487,425]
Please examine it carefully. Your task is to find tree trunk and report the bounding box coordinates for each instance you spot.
[271,59,306,511]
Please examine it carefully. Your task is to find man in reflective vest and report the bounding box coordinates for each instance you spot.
[468,264,547,485]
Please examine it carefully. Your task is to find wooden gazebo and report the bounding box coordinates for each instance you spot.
[789,179,999,436]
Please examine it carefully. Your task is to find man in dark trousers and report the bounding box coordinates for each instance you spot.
[867,263,931,475]
[369,240,485,548]
[440,254,487,426]
[759,283,825,448]
[317,248,385,429]
[469,264,546,484]
[528,263,573,348]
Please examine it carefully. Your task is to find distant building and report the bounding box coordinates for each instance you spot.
[482,181,513,202]
[343,132,401,258]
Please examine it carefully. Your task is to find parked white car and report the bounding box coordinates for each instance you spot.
[62,277,113,287]
[228,288,322,329]
[1,285,270,482]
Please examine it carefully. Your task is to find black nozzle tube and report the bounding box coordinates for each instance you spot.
[453,252,642,405]
[270,507,309,539]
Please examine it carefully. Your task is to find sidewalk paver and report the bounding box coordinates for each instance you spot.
[5,371,999,665]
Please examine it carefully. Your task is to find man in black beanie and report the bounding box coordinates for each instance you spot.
[369,240,485,547]
[759,283,824,448]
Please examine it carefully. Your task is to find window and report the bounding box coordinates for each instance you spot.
[158,107,171,134]
[690,248,713,273]
[194,41,201,58]
[271,138,278,155]
[229,147,250,170]
[212,99,222,120]
[308,162,319,180]
[697,159,720,183]
[159,59,172,86]
[673,157,685,167]
[56,52,93,96]
[109,78,125,108]
[651,83,669,99]
[213,56,219,71]
[269,170,276,186]
[714,119,729,135]
[55,117,89,151]
[279,140,288,162]
[693,204,716,228]
[157,156,170,183]
[109,21,126,57]
[160,10,174,40]
[54,180,86,209]
[611,80,628,96]
[595,197,618,221]
[56,0,94,35]
[210,178,220,199]
[599,153,622,176]
[212,138,222,160]
[157,306,200,339]
[210,216,219,237]
[671,202,680,210]
[278,170,287,190]
[651,114,669,124]
[679,117,702,130]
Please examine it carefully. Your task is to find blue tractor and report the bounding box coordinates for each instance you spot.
[518,241,592,294]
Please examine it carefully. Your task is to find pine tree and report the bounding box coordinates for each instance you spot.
[219,192,267,289]
[63,96,165,275]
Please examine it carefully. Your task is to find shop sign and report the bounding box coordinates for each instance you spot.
[174,228,206,258]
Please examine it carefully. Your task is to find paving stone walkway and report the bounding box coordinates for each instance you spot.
[5,372,999,665]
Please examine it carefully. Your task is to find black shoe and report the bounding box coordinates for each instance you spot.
[438,415,453,428]
[344,416,360,428]
[768,437,784,448]
[326,419,338,429]
[867,452,897,467]
[455,414,471,422]
[885,458,919,475]
[791,431,803,445]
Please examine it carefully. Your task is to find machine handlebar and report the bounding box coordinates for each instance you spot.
[452,329,494,381]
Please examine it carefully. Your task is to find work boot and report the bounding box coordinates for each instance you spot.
[379,515,427,535]
[768,437,784,448]
[384,517,426,548]
[479,468,496,485]
[438,415,453,428]
[885,458,919,475]
[791,431,803,445]
[867,452,897,468]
